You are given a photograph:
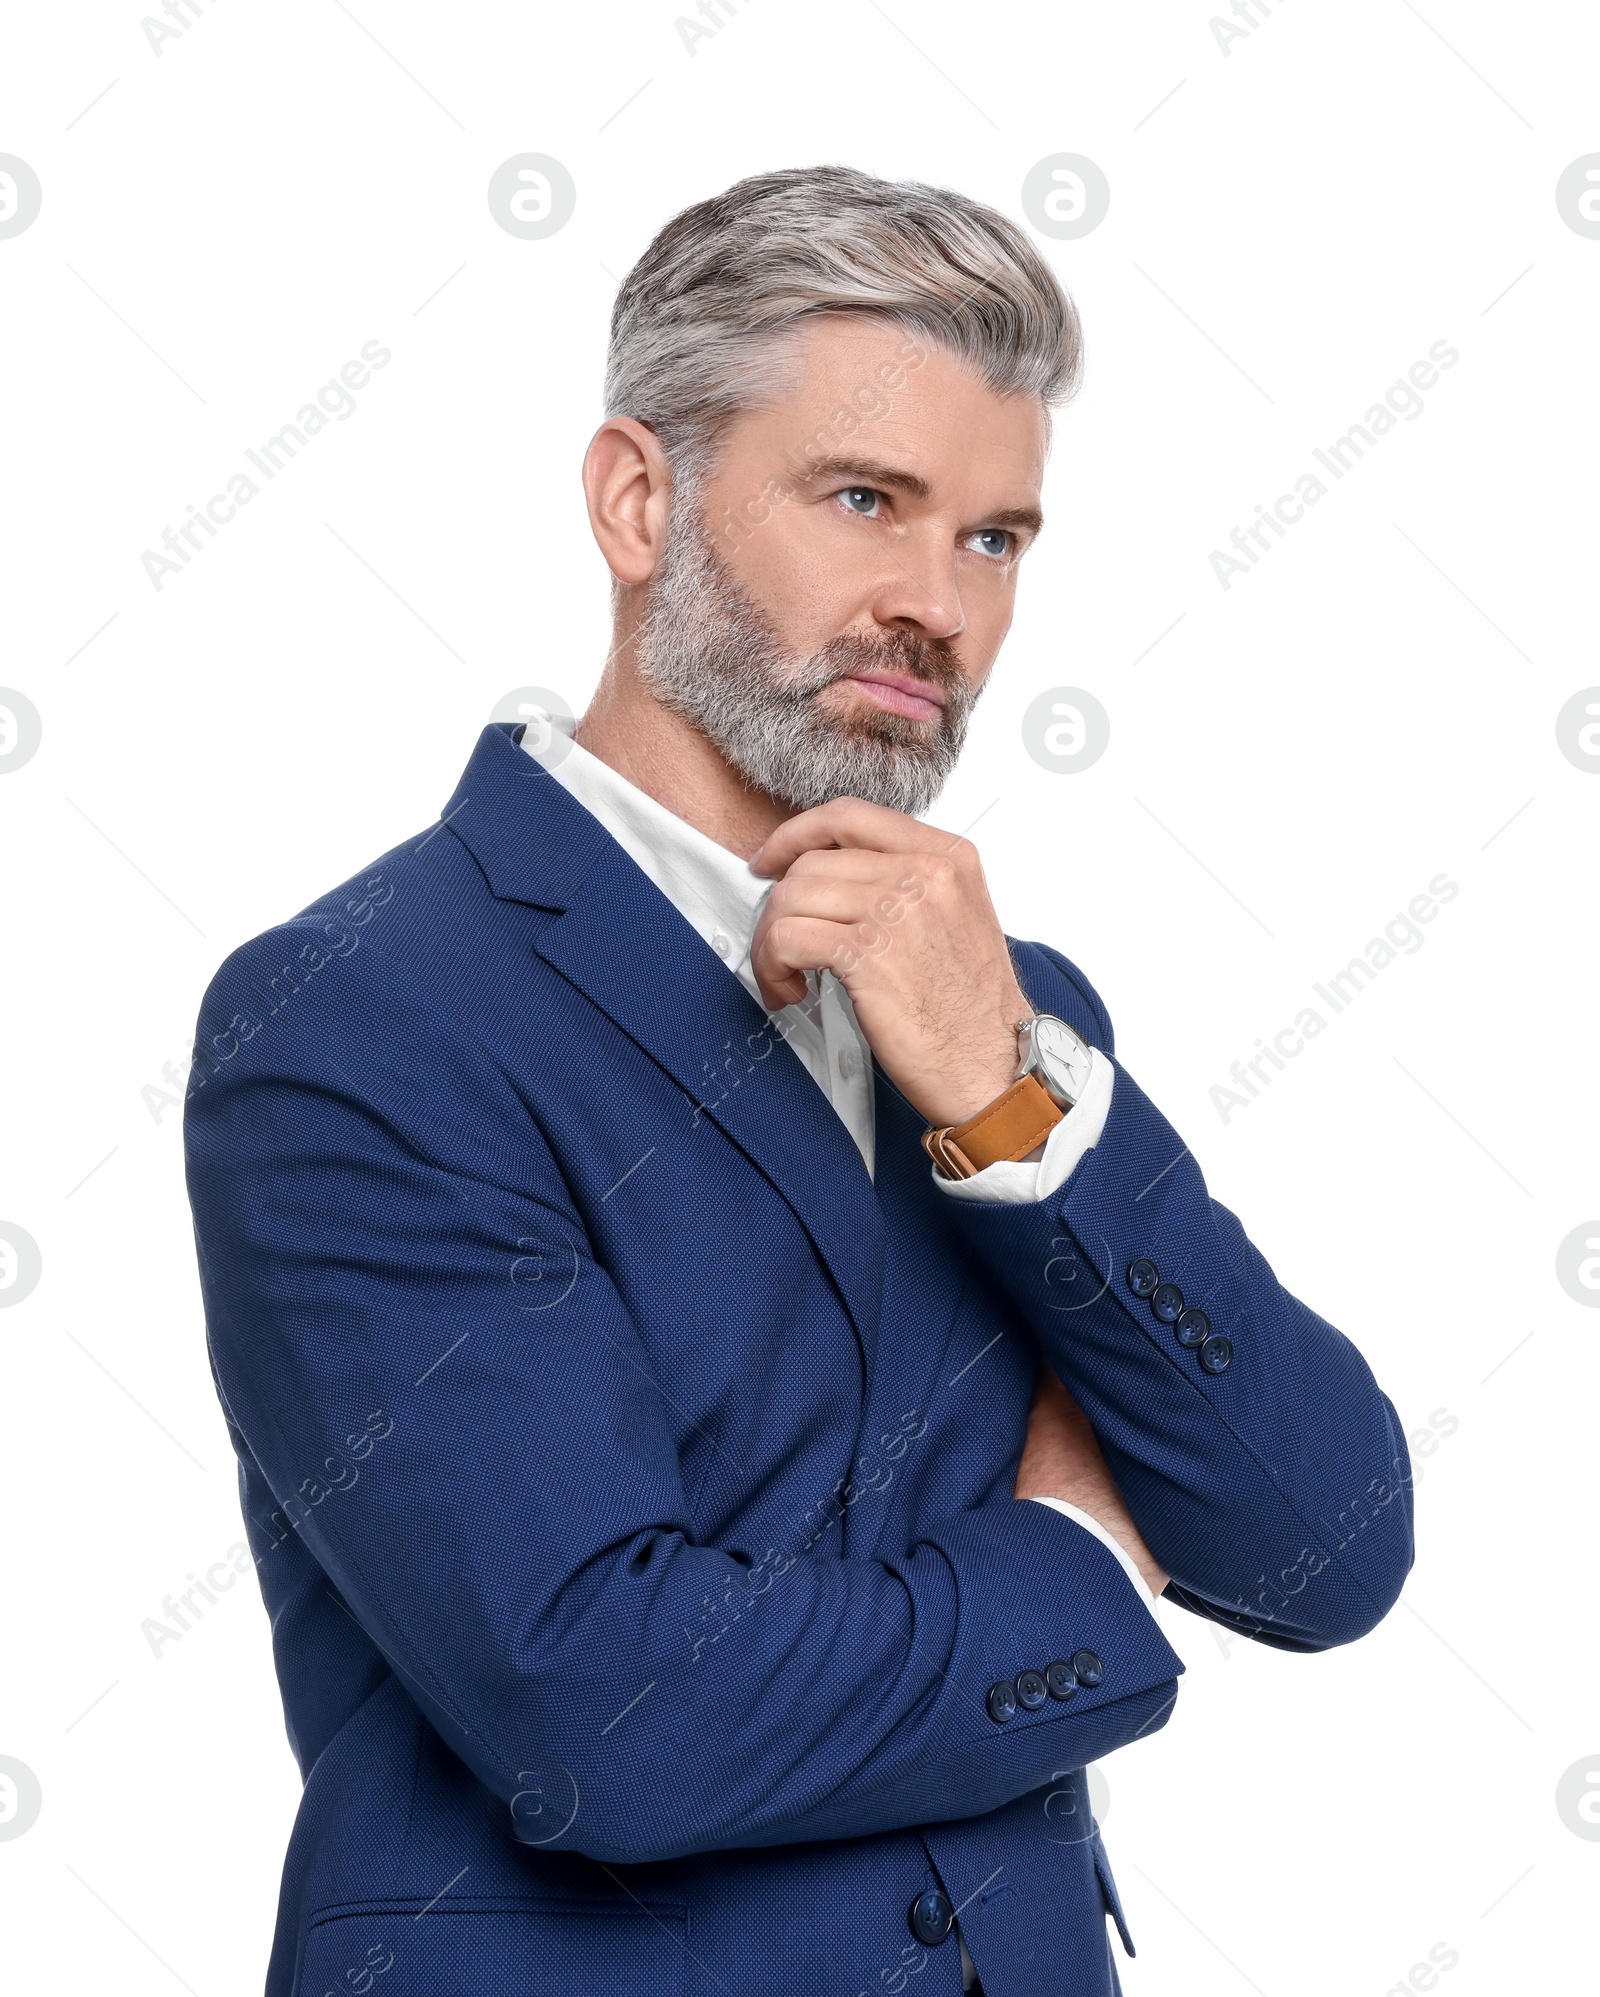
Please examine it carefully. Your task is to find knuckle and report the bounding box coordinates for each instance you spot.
[769,914,810,955]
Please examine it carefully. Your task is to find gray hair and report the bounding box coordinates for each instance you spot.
[604,164,1081,492]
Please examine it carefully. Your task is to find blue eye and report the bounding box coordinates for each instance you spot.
[840,487,880,516]
[970,529,1011,558]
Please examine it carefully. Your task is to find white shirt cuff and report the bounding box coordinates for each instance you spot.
[1027,1494,1159,1612]
[932,1047,1114,1205]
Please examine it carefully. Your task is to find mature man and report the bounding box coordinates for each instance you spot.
[185,166,1413,1997]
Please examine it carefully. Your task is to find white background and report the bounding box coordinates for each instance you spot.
[2,2,1598,1991]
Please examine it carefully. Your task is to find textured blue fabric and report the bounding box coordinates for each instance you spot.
[184,724,1413,1997]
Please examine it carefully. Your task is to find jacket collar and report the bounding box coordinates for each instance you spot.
[441,725,885,1374]
[439,723,613,911]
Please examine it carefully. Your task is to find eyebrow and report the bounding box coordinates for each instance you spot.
[983,503,1046,537]
[801,455,1044,539]
[804,455,931,499]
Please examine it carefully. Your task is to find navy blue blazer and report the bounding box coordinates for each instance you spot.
[185,723,1413,1997]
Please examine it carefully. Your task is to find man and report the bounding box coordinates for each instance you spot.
[185,166,1413,1997]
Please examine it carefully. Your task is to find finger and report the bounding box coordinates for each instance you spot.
[750,913,870,1009]
[782,847,909,883]
[753,961,808,1011]
[778,849,953,938]
[753,882,912,988]
[751,797,958,877]
[761,872,885,929]
[773,853,947,924]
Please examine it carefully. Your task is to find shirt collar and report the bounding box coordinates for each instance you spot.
[530,728,772,979]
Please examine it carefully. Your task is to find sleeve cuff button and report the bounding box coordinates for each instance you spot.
[1045,1659,1079,1700]
[986,1680,1019,1724]
[1175,1307,1209,1348]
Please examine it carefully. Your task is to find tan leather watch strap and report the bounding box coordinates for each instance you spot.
[921,1073,1065,1180]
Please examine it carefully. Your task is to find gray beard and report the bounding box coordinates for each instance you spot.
[631,502,978,817]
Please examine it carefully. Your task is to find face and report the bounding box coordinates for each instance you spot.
[632,315,1049,815]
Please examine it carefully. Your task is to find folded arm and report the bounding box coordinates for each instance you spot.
[948,940,1415,1652]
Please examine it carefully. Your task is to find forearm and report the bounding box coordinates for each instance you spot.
[951,1054,1413,1647]
[1014,1362,1168,1599]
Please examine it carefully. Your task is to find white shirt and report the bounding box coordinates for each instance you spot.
[530,728,1158,1627]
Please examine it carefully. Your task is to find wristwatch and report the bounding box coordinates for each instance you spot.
[922,1014,1093,1180]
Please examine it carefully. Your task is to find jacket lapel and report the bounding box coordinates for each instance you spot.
[439,726,885,1376]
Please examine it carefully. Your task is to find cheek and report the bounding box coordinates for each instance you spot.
[960,570,1018,657]
[732,512,878,649]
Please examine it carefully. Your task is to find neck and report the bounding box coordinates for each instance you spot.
[574,629,794,861]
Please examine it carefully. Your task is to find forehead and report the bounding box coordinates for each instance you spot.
[732,314,1050,495]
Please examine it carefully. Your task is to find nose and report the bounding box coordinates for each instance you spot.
[869,533,965,643]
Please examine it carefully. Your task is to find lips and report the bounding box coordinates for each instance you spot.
[845,671,946,722]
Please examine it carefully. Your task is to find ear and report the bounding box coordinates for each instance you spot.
[583,417,675,586]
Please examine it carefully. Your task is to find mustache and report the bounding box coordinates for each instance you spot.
[784,629,973,715]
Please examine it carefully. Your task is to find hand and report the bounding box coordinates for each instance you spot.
[1015,1366,1168,1599]
[749,798,1029,1129]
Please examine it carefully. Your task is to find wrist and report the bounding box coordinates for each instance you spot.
[926,1054,1024,1130]
[922,993,1033,1127]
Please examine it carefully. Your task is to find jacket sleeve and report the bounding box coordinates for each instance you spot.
[949,940,1415,1653]
[183,922,1185,1867]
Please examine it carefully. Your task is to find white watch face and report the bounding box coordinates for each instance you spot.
[1029,1016,1092,1104]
